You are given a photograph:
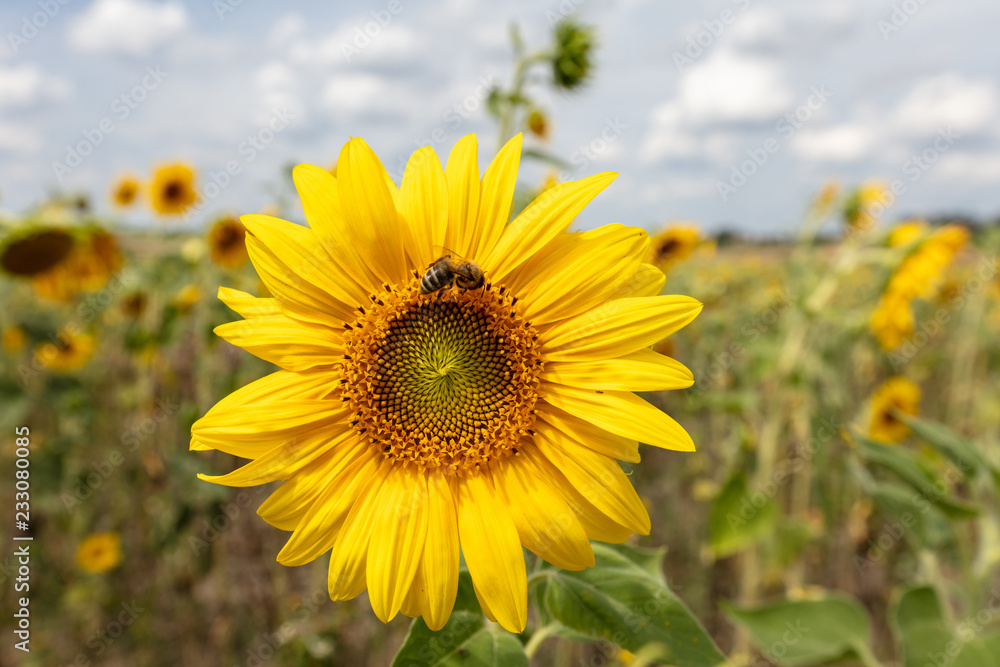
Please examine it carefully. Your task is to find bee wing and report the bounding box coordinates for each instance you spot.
[429,245,471,264]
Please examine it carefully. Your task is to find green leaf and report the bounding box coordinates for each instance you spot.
[901,415,992,479]
[709,471,778,557]
[893,587,1000,667]
[723,595,872,666]
[868,481,952,549]
[543,543,728,667]
[391,572,528,667]
[892,587,953,667]
[600,542,667,583]
[856,437,978,518]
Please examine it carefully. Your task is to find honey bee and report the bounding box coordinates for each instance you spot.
[420,254,485,294]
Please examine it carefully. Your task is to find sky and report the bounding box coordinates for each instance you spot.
[0,0,998,236]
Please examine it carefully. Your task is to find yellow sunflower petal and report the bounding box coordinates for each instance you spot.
[541,349,694,392]
[542,295,703,361]
[540,384,695,452]
[190,371,341,456]
[533,425,650,535]
[337,137,408,284]
[277,450,384,567]
[257,451,353,531]
[401,565,426,619]
[467,134,522,261]
[535,404,639,463]
[291,164,380,295]
[328,462,391,600]
[520,445,632,543]
[401,146,449,269]
[484,171,617,283]
[214,316,344,372]
[421,473,460,631]
[515,223,648,325]
[368,467,430,623]
[242,214,362,325]
[196,427,357,487]
[614,263,666,298]
[457,471,527,633]
[495,455,595,570]
[443,134,481,258]
[217,287,282,318]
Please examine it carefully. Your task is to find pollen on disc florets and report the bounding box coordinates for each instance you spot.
[339,278,543,475]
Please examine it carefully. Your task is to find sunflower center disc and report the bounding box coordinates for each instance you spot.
[341,279,542,475]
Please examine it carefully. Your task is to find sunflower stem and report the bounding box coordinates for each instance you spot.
[524,621,561,658]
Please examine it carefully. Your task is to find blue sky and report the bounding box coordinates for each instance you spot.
[1,0,998,236]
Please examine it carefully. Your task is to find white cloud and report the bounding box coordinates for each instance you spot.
[890,74,1000,137]
[641,49,791,163]
[935,152,1000,184]
[289,23,422,68]
[680,50,793,123]
[320,73,399,116]
[0,122,40,153]
[269,13,305,50]
[0,64,68,110]
[68,0,188,56]
[792,122,876,163]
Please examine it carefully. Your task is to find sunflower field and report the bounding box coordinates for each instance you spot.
[2,9,1000,667]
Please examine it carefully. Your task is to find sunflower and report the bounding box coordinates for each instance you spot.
[0,227,75,277]
[811,180,840,217]
[208,216,249,269]
[30,228,123,302]
[111,174,141,207]
[870,291,914,351]
[843,181,887,231]
[527,110,550,141]
[2,326,26,353]
[174,284,202,313]
[150,162,198,215]
[867,377,920,444]
[35,329,96,372]
[649,224,700,272]
[192,134,701,633]
[76,532,123,573]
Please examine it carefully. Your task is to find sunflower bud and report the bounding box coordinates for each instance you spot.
[551,20,595,91]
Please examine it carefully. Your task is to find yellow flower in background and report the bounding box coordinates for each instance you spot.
[2,326,26,353]
[812,180,840,217]
[208,216,249,269]
[110,174,141,207]
[193,134,701,633]
[76,532,122,573]
[35,329,95,372]
[0,226,75,278]
[870,292,914,351]
[649,224,700,272]
[180,236,208,263]
[121,291,148,319]
[150,162,198,215]
[871,223,968,349]
[174,284,202,313]
[890,224,969,301]
[539,170,560,193]
[843,181,887,231]
[31,228,124,302]
[887,221,927,248]
[867,377,920,444]
[527,109,550,140]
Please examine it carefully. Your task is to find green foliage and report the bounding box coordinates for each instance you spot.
[392,572,529,667]
[724,595,874,666]
[709,470,778,558]
[541,543,728,666]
